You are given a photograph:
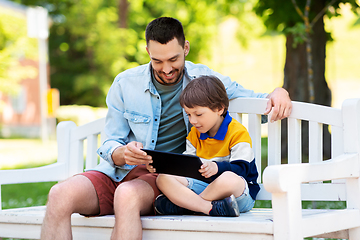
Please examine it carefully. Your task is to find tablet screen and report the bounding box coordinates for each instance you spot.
[142,149,211,183]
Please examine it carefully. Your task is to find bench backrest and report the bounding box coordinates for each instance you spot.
[1,98,358,210]
[228,98,349,201]
[58,98,360,202]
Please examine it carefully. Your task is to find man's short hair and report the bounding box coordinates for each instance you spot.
[145,17,185,48]
[180,76,229,117]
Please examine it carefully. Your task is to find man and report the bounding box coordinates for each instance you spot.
[40,17,291,240]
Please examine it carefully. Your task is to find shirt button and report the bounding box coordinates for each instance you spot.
[152,140,154,143]
[157,96,159,99]
[155,118,158,121]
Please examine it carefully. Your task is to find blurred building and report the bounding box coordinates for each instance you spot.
[0,0,57,139]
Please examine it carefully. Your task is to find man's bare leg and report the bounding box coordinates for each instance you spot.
[111,179,155,240]
[41,175,99,240]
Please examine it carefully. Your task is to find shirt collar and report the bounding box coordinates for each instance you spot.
[199,111,232,141]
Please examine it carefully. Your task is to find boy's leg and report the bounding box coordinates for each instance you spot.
[199,171,246,201]
[156,174,213,214]
[157,174,240,217]
[235,183,256,213]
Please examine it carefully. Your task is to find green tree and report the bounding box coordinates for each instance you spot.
[9,0,248,107]
[254,0,359,158]
[0,10,37,95]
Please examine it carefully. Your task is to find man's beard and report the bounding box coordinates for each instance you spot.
[154,69,184,85]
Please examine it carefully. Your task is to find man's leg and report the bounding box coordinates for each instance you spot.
[40,175,99,240]
[111,179,155,240]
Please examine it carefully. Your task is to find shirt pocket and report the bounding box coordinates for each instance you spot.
[124,111,151,124]
[123,111,151,144]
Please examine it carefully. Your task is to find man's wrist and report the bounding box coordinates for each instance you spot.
[111,145,126,166]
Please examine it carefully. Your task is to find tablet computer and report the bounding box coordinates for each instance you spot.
[142,149,211,183]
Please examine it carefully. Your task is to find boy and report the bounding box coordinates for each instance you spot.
[149,75,260,217]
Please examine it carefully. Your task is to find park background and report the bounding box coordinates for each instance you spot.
[0,1,360,239]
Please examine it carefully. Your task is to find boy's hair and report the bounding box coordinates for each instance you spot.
[145,17,185,48]
[180,76,229,117]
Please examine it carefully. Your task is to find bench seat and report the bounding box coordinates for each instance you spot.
[0,206,354,239]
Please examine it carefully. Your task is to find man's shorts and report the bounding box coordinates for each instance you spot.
[186,177,255,213]
[80,165,159,216]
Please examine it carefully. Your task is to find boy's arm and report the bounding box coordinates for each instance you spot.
[212,160,251,180]
[211,139,254,180]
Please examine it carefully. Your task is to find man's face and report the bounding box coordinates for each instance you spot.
[146,38,190,85]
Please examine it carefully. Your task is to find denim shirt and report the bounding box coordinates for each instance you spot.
[91,61,268,182]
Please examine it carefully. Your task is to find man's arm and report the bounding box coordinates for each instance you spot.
[264,87,292,122]
[204,65,292,121]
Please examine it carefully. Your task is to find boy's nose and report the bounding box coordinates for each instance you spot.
[189,117,196,125]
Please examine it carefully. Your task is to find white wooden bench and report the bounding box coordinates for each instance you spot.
[1,97,360,240]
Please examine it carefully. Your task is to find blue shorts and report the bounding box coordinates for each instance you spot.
[186,177,255,213]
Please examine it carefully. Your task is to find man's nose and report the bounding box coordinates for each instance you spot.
[162,62,172,74]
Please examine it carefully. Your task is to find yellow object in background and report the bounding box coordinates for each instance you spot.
[47,88,59,117]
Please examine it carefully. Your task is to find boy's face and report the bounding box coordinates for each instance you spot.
[146,38,190,85]
[184,105,224,138]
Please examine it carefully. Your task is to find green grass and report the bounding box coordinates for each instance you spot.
[1,182,56,210]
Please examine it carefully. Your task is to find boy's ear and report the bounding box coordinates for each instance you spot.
[217,106,225,116]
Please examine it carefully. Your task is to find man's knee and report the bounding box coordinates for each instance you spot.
[114,180,148,201]
[114,180,154,213]
[47,175,99,214]
[47,182,67,205]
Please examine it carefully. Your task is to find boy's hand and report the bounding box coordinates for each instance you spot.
[146,162,156,173]
[199,161,218,178]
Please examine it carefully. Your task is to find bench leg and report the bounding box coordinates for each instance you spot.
[347,178,360,240]
[272,186,303,240]
[349,227,360,240]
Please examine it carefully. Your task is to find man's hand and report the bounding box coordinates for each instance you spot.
[264,87,292,122]
[199,161,218,178]
[111,141,152,166]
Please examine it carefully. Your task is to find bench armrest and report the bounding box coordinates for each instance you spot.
[263,153,360,193]
[0,162,68,185]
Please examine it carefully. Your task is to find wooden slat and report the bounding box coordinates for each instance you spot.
[71,118,106,141]
[256,182,347,201]
[69,139,84,176]
[86,134,99,169]
[248,114,262,182]
[287,118,301,164]
[288,101,342,127]
[302,209,360,238]
[0,162,67,185]
[268,120,281,165]
[309,121,323,163]
[331,125,344,158]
